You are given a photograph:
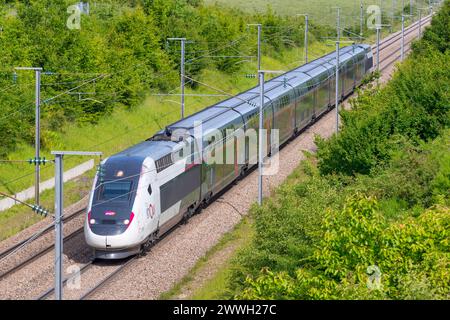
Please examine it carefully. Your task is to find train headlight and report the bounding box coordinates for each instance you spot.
[90,218,96,225]
[123,219,130,225]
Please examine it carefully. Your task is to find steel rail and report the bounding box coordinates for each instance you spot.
[0,226,84,281]
[0,208,86,261]
[36,260,94,300]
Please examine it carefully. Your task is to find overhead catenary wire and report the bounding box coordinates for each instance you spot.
[0,11,425,206]
[89,62,351,202]
[0,219,56,263]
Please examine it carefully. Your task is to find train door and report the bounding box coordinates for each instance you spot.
[340,63,346,98]
[315,73,328,117]
[264,100,273,157]
[245,112,258,167]
[138,161,157,239]
[201,136,216,200]
[222,125,235,188]
[143,181,157,237]
[291,91,296,132]
[329,68,336,107]
[273,94,294,144]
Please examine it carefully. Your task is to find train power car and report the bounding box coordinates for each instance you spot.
[85,45,373,259]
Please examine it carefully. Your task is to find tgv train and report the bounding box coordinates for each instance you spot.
[85,45,373,259]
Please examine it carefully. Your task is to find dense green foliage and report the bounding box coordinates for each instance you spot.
[316,52,449,177]
[239,195,449,299]
[0,0,332,156]
[230,3,450,300]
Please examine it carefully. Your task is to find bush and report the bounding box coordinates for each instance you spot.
[316,45,449,176]
[238,195,449,300]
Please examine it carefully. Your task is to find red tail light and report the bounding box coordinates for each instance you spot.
[124,212,135,228]
[87,211,95,229]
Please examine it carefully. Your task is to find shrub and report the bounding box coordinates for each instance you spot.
[238,195,449,300]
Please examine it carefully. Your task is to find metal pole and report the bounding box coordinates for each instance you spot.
[180,39,185,119]
[376,27,381,71]
[337,7,341,42]
[304,15,308,63]
[167,38,187,119]
[391,0,395,31]
[410,0,413,20]
[51,150,102,301]
[419,10,422,37]
[35,69,41,205]
[335,41,340,133]
[360,1,364,39]
[54,154,63,300]
[248,24,262,84]
[257,25,261,73]
[401,15,405,60]
[258,71,264,205]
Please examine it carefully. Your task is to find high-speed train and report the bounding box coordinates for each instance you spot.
[85,45,373,259]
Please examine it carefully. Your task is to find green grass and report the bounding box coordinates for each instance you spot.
[160,216,255,300]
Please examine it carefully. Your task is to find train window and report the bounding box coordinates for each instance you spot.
[147,184,152,196]
[209,136,216,157]
[99,181,132,201]
[178,149,183,157]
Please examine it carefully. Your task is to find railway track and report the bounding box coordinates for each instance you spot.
[372,15,432,52]
[0,210,86,281]
[0,208,86,262]
[372,16,431,71]
[78,256,137,300]
[1,12,433,300]
[35,219,180,300]
[36,260,94,300]
[366,13,432,73]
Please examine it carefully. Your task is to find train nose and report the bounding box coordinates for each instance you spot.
[88,206,134,236]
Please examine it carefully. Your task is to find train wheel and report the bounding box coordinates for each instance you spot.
[202,192,212,209]
[237,167,246,181]
[182,206,195,224]
[141,231,157,255]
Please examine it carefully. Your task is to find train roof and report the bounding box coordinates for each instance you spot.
[114,140,177,161]
[155,44,370,134]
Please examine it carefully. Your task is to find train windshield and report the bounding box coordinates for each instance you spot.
[99,181,132,202]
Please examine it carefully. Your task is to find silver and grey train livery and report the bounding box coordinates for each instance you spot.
[85,45,374,259]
